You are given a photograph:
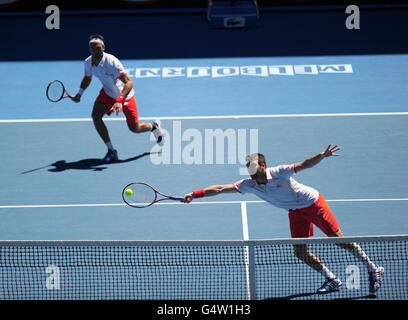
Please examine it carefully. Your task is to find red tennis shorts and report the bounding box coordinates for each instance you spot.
[95,88,139,124]
[288,193,340,238]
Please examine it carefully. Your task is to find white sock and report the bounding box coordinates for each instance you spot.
[106,141,114,151]
[320,265,336,280]
[351,244,377,271]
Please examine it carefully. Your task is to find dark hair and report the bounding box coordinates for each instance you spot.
[89,34,105,42]
[246,153,266,167]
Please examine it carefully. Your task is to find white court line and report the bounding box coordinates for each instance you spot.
[1,198,408,209]
[1,112,408,123]
[241,202,249,241]
[240,201,252,300]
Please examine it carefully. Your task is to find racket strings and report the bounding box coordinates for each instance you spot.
[124,184,156,208]
[47,81,64,101]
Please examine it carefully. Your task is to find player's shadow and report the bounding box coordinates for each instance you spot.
[21,152,157,174]
[264,292,376,300]
[264,292,318,300]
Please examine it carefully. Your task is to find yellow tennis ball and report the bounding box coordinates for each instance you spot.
[125,189,133,197]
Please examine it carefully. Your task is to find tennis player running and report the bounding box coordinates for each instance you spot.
[183,145,384,295]
[72,34,165,163]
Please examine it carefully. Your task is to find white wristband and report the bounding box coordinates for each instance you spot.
[77,88,84,96]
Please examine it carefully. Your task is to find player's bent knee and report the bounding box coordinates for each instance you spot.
[92,103,107,121]
[128,122,141,133]
[328,229,343,238]
[92,111,103,122]
[293,245,308,260]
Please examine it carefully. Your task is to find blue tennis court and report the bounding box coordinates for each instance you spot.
[1,54,407,240]
[0,5,407,301]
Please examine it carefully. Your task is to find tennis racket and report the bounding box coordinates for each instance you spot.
[122,182,184,208]
[46,80,73,102]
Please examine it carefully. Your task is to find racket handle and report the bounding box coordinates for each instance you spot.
[170,197,184,202]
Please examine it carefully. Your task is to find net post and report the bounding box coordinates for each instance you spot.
[247,241,257,300]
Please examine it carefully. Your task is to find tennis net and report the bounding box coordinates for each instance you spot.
[0,235,407,300]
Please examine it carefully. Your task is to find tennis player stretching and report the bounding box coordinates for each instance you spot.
[72,34,165,163]
[183,145,384,295]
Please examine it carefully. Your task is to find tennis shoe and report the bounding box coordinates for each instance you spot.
[368,265,384,294]
[152,119,165,146]
[101,149,118,163]
[317,277,342,294]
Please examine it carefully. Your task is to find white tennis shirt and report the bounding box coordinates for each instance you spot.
[84,53,134,100]
[233,164,319,210]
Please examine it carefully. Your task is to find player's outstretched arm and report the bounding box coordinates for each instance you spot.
[183,184,236,203]
[295,144,340,173]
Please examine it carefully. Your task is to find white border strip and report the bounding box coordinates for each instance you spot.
[0,234,407,247]
[1,198,408,209]
[240,202,251,300]
[1,112,408,123]
[241,202,249,241]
